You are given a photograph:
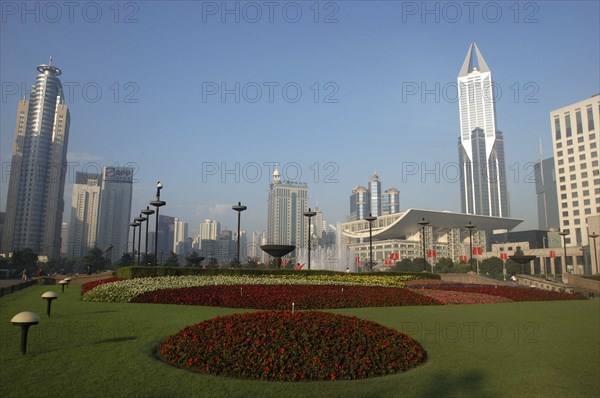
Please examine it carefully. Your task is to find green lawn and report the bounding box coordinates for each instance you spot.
[1,285,598,398]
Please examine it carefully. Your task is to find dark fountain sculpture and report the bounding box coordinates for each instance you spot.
[260,245,296,269]
[509,247,537,275]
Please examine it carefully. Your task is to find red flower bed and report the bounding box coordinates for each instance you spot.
[81,278,123,295]
[131,284,440,309]
[158,311,427,381]
[410,283,585,301]
[410,288,512,304]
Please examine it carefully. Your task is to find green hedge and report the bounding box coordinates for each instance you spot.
[115,267,441,280]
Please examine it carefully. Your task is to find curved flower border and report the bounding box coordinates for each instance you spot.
[82,274,410,303]
[158,310,428,381]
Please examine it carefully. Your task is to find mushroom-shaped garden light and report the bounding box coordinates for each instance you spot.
[59,280,68,293]
[11,311,40,355]
[41,291,59,316]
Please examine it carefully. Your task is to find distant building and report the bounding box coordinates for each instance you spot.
[68,172,102,258]
[550,94,600,248]
[349,185,369,221]
[2,61,71,258]
[534,157,560,230]
[457,43,509,217]
[267,166,309,248]
[173,218,188,255]
[199,219,220,240]
[156,215,175,258]
[383,188,400,215]
[368,173,382,217]
[96,166,133,261]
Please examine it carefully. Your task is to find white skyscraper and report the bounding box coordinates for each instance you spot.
[550,94,600,250]
[200,219,221,240]
[173,218,188,255]
[457,43,509,217]
[267,166,309,248]
[96,167,133,261]
[2,62,70,258]
[67,172,102,258]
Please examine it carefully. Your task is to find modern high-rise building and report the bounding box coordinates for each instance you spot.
[96,166,133,261]
[156,215,175,258]
[267,166,309,248]
[457,43,509,218]
[550,94,600,247]
[199,219,221,240]
[2,61,71,258]
[534,157,560,231]
[349,185,369,221]
[67,172,102,258]
[368,173,382,217]
[173,218,188,255]
[383,188,400,215]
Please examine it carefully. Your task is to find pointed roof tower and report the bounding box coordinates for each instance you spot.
[458,42,490,77]
[272,164,281,184]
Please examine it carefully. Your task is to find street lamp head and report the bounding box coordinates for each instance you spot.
[465,221,475,230]
[130,221,140,227]
[418,217,430,227]
[232,202,247,212]
[365,213,377,222]
[141,206,155,216]
[559,230,569,237]
[304,208,317,218]
[589,232,599,239]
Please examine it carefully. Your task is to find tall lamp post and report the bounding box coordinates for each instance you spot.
[141,206,155,266]
[365,214,378,271]
[129,220,140,266]
[418,218,430,270]
[232,202,247,268]
[134,214,146,266]
[465,221,476,272]
[589,232,599,275]
[150,181,166,266]
[559,230,569,274]
[304,208,317,270]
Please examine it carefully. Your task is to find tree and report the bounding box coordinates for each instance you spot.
[84,246,107,275]
[412,258,428,272]
[165,252,179,266]
[119,253,133,267]
[480,256,503,275]
[436,257,454,273]
[185,251,204,267]
[11,248,39,273]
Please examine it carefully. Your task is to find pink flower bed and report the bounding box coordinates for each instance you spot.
[131,284,440,309]
[409,283,585,301]
[410,288,512,304]
[158,310,428,381]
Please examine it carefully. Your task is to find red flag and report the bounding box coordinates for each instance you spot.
[550,250,556,259]
[500,253,508,260]
[473,247,482,255]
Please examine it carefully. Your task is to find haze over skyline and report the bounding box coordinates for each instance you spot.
[2,1,599,239]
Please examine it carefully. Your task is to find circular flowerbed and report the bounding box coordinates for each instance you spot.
[158,311,427,381]
[132,284,439,309]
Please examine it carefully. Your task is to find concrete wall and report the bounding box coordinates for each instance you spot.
[562,274,600,293]
[440,273,512,286]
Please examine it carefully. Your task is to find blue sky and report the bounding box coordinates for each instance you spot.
[1,1,599,237]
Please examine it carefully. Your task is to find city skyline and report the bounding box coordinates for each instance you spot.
[1,2,599,244]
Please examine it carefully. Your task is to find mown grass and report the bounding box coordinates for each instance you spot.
[1,285,598,398]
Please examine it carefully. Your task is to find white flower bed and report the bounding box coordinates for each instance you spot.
[83,274,407,303]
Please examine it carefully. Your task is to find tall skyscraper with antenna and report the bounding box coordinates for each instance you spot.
[2,60,71,258]
[457,43,509,217]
